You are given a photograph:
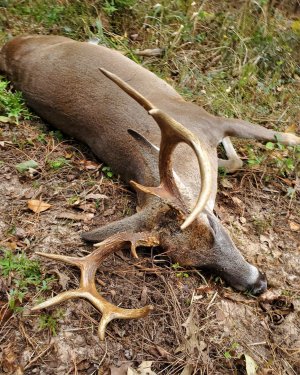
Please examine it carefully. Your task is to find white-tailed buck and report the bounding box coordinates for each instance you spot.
[1,35,299,339]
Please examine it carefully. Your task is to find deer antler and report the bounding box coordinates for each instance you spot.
[32,232,158,340]
[100,68,212,230]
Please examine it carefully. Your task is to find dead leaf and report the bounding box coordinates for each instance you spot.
[85,193,109,200]
[140,286,148,305]
[56,211,94,222]
[285,123,298,133]
[180,364,194,375]
[79,159,100,170]
[155,345,171,359]
[0,115,10,123]
[110,362,132,375]
[27,199,51,213]
[48,268,70,290]
[0,140,13,146]
[78,203,96,213]
[289,221,300,232]
[176,309,207,356]
[2,344,23,374]
[244,354,257,375]
[127,361,157,375]
[135,48,164,57]
[231,196,243,207]
[220,178,233,189]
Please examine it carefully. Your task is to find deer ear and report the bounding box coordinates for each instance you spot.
[128,129,159,154]
[81,212,144,243]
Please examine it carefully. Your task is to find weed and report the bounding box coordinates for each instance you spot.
[36,133,47,144]
[49,130,64,142]
[265,141,299,176]
[48,157,69,170]
[171,262,189,278]
[224,342,240,360]
[0,248,54,312]
[38,310,64,335]
[102,165,114,178]
[0,77,31,123]
[252,217,271,235]
[246,146,265,166]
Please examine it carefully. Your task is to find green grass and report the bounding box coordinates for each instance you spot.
[47,157,70,170]
[0,248,54,312]
[0,77,32,124]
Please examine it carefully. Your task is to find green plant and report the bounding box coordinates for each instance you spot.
[48,157,69,170]
[49,130,64,142]
[246,146,265,166]
[0,248,54,312]
[38,311,63,335]
[0,77,31,124]
[102,165,114,178]
[224,342,240,359]
[171,262,189,278]
[265,141,299,176]
[103,0,136,15]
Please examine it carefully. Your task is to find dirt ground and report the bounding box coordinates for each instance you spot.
[1,1,300,374]
[0,116,299,375]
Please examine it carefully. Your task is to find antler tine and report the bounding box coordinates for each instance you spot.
[100,68,155,112]
[149,109,212,229]
[100,68,212,229]
[32,232,158,340]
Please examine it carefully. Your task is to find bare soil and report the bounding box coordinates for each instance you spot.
[0,117,299,375]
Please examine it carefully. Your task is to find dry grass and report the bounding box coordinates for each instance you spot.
[0,1,300,374]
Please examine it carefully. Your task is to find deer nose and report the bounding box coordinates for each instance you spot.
[250,271,267,295]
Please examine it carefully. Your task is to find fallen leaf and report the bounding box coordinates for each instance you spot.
[180,364,194,375]
[110,362,132,375]
[56,211,94,222]
[176,309,207,356]
[2,344,23,374]
[220,178,233,189]
[285,123,298,133]
[140,286,148,305]
[79,159,100,170]
[244,354,257,375]
[155,345,171,359]
[0,115,10,123]
[78,203,96,213]
[231,196,243,207]
[289,221,300,232]
[27,199,51,213]
[0,140,13,147]
[135,48,164,57]
[49,268,70,290]
[127,361,157,375]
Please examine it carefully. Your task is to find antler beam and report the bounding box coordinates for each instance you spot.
[32,232,159,340]
[100,68,212,229]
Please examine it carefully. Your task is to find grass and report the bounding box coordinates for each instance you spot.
[0,1,299,373]
[0,77,32,124]
[0,248,54,312]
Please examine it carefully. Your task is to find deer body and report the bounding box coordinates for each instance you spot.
[1,35,299,311]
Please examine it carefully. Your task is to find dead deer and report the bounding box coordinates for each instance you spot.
[1,35,299,339]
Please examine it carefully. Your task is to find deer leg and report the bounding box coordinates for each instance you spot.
[218,136,243,173]
[223,118,300,146]
[32,232,159,340]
